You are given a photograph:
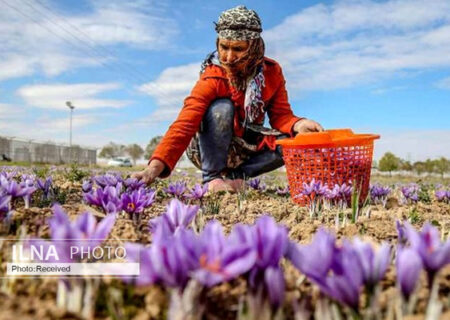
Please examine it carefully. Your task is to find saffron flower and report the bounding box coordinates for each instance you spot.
[404,222,450,285]
[370,184,391,207]
[275,185,289,196]
[186,183,208,201]
[435,190,449,203]
[351,238,391,288]
[288,228,364,311]
[125,226,199,288]
[149,199,199,235]
[93,174,121,188]
[245,216,289,308]
[192,220,257,287]
[401,184,419,203]
[32,204,116,263]
[248,178,266,191]
[121,188,156,216]
[124,177,146,191]
[81,179,93,193]
[164,181,187,199]
[396,247,423,300]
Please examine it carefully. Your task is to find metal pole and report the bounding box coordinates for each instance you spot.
[66,101,75,164]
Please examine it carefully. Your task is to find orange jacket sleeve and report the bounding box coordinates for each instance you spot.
[150,77,220,177]
[267,66,302,136]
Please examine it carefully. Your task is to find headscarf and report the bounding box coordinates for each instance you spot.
[214,5,262,41]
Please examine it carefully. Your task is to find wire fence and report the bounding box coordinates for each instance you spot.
[0,136,96,165]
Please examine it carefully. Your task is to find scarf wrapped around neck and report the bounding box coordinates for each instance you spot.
[200,51,265,126]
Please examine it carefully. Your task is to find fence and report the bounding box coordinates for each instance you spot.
[0,136,96,165]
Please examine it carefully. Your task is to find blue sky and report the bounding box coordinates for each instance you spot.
[0,0,449,161]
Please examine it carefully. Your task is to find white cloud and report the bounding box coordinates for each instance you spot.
[17,82,131,110]
[138,62,200,112]
[0,0,178,81]
[435,77,450,89]
[0,104,26,120]
[263,0,450,92]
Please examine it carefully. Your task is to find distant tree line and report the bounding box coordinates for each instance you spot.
[99,142,144,165]
[99,136,187,165]
[377,152,449,177]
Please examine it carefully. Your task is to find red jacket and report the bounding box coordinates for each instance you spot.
[151,57,301,177]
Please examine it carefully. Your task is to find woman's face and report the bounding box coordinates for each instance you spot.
[217,39,250,74]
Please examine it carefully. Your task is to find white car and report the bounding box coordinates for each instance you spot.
[107,157,133,167]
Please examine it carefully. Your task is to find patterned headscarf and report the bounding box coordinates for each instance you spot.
[214,5,262,41]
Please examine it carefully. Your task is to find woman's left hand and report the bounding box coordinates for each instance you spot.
[293,118,324,135]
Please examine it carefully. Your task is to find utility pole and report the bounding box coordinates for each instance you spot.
[66,101,75,163]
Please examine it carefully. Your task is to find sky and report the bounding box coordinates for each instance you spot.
[0,0,449,161]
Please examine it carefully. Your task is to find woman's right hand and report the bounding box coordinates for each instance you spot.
[131,159,166,185]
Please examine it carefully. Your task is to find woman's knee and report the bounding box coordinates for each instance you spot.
[203,99,234,132]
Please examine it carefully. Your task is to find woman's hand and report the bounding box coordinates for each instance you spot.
[131,159,166,185]
[293,118,324,135]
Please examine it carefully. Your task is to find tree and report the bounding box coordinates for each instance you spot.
[126,144,144,165]
[424,159,435,174]
[400,160,413,171]
[99,142,126,159]
[433,157,449,177]
[378,152,400,176]
[144,136,163,159]
[413,161,426,176]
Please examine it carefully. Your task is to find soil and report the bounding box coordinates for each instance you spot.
[0,170,449,320]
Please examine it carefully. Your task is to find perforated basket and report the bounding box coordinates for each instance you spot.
[276,129,380,206]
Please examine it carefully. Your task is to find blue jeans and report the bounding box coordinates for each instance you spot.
[199,99,286,183]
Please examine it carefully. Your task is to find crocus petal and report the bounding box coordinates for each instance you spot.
[264,266,285,308]
[75,212,96,237]
[92,213,116,241]
[396,247,423,299]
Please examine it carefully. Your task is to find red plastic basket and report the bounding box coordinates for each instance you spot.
[276,129,380,206]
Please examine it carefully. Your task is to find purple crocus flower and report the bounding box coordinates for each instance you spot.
[94,174,120,188]
[287,228,336,282]
[404,222,450,284]
[125,226,199,288]
[192,220,257,287]
[245,216,289,308]
[396,247,423,300]
[164,181,187,199]
[37,177,52,195]
[275,185,289,196]
[83,185,122,214]
[186,183,209,201]
[370,184,391,207]
[288,228,363,310]
[248,178,266,191]
[121,188,155,216]
[32,204,116,263]
[396,220,408,245]
[81,179,93,193]
[351,238,391,288]
[124,177,146,191]
[0,195,11,220]
[149,199,199,235]
[401,184,419,203]
[300,179,330,200]
[123,242,159,286]
[1,175,28,198]
[435,190,448,203]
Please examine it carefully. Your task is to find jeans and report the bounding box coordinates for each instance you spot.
[199,98,286,183]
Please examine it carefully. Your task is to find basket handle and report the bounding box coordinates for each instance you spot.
[292,129,355,144]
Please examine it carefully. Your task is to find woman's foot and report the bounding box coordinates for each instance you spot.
[224,178,245,192]
[208,178,234,193]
